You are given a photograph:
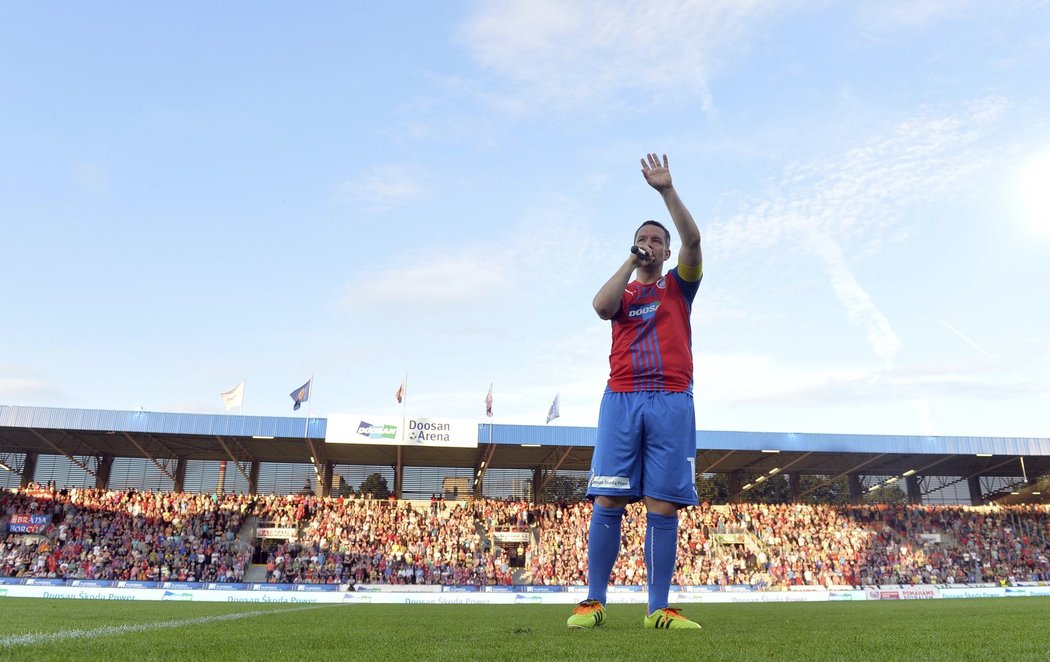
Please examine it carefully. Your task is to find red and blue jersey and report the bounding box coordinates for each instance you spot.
[605,266,702,393]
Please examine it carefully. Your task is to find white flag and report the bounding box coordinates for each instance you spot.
[220,381,245,412]
[546,393,560,424]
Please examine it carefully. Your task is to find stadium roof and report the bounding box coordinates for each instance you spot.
[3,405,1049,485]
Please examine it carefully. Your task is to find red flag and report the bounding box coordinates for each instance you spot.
[396,375,406,404]
[485,383,493,417]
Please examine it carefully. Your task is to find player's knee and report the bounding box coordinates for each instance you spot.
[643,497,678,516]
[595,495,631,509]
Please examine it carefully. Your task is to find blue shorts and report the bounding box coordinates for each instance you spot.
[588,390,699,506]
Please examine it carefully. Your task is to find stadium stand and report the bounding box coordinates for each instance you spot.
[4,485,1047,588]
[1,486,251,582]
[2,405,1049,590]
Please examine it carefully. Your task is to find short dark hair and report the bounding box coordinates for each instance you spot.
[635,219,671,245]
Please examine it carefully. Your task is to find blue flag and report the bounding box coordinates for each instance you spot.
[290,379,311,411]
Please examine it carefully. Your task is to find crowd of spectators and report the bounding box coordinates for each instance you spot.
[527,501,1050,588]
[251,495,502,585]
[4,484,1049,589]
[1,484,251,582]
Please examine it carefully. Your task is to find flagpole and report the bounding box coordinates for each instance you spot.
[240,379,246,415]
[487,382,494,445]
[304,375,315,438]
[304,375,317,494]
[401,372,407,443]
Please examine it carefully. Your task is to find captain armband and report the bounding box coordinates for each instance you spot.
[678,262,703,282]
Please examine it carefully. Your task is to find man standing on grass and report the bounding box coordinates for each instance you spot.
[567,153,703,631]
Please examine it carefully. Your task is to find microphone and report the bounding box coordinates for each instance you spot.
[631,245,650,259]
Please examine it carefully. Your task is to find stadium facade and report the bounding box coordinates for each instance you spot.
[2,404,1049,505]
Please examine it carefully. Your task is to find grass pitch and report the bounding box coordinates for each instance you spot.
[1,597,1048,661]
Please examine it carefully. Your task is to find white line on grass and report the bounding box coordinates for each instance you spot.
[0,604,328,649]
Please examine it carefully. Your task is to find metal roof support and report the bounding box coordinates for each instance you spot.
[28,429,97,478]
[727,470,743,502]
[534,447,576,499]
[213,436,252,484]
[848,473,863,504]
[248,461,260,495]
[173,458,186,493]
[225,436,256,462]
[303,436,327,488]
[321,462,333,498]
[473,441,499,499]
[967,475,983,505]
[966,457,1020,480]
[121,432,177,482]
[799,454,887,498]
[141,432,179,459]
[19,452,37,489]
[898,455,954,483]
[216,459,228,494]
[59,430,104,457]
[702,450,735,473]
[95,455,113,490]
[0,452,24,478]
[752,451,812,478]
[532,467,544,503]
[923,457,1020,498]
[906,475,922,504]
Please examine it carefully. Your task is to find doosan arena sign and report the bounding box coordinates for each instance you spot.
[325,414,478,448]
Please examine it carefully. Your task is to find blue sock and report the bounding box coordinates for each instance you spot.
[586,503,625,605]
[645,511,679,614]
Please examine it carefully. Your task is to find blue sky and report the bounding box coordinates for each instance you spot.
[3,1,1049,438]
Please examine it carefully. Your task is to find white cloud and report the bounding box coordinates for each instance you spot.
[805,229,900,360]
[855,0,960,33]
[340,195,599,312]
[342,251,510,309]
[338,164,428,211]
[0,376,54,401]
[696,350,1033,409]
[458,0,803,114]
[707,99,1007,360]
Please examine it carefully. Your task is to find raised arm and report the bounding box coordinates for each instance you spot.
[641,153,702,274]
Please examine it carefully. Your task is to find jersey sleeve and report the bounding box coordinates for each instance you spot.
[669,266,702,304]
[608,287,631,321]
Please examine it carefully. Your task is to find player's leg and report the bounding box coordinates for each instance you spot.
[643,496,680,615]
[586,391,643,608]
[568,494,631,628]
[640,392,701,629]
[639,498,699,629]
[569,392,642,628]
